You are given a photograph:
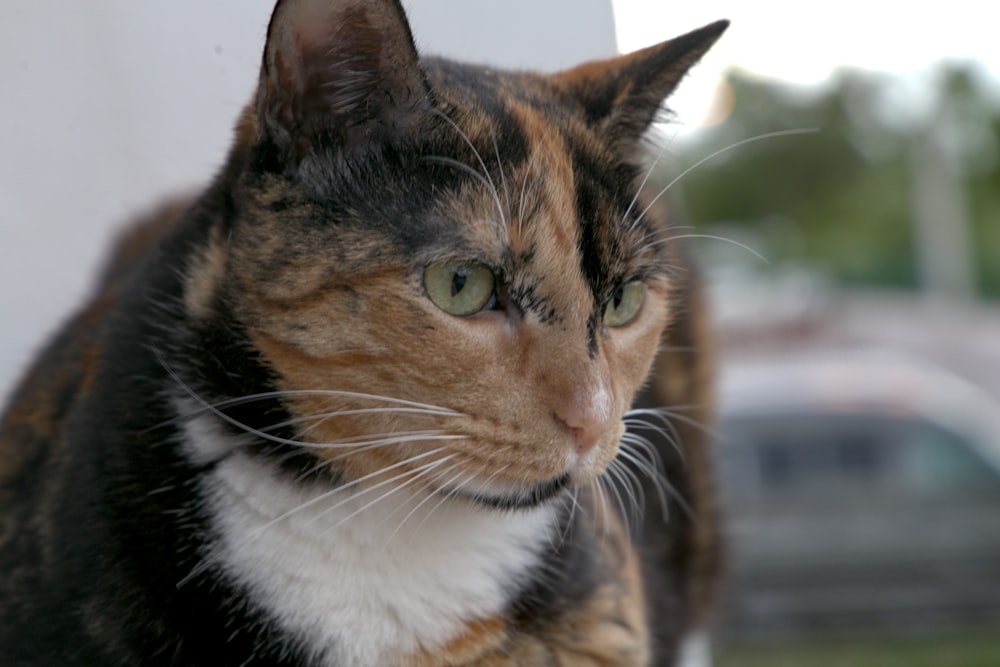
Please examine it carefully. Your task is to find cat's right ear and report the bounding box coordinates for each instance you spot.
[255,0,430,164]
[552,20,728,157]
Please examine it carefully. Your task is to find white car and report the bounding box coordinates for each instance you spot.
[713,352,1000,638]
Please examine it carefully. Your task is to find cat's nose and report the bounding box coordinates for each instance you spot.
[554,387,612,455]
[562,419,603,455]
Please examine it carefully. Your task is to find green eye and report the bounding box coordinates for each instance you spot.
[424,260,496,316]
[603,280,644,327]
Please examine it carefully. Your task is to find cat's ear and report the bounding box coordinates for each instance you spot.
[553,20,728,153]
[256,0,429,162]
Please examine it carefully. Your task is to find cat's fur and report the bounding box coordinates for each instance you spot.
[0,1,724,665]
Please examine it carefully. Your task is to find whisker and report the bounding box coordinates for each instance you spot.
[624,412,685,465]
[627,405,720,442]
[600,463,634,537]
[267,431,466,488]
[248,449,454,537]
[163,361,465,452]
[632,127,819,231]
[618,438,694,521]
[384,462,481,546]
[154,356,467,448]
[410,463,491,535]
[490,125,512,220]
[516,147,541,236]
[282,433,465,487]
[616,442,670,520]
[619,431,669,475]
[386,461,465,524]
[199,388,464,417]
[554,485,583,550]
[614,456,647,521]
[427,108,506,227]
[645,233,769,264]
[278,407,464,433]
[317,431,461,455]
[591,478,611,544]
[624,129,679,232]
[327,455,456,529]
[422,155,499,203]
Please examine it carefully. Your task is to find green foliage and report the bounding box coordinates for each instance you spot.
[667,66,1000,297]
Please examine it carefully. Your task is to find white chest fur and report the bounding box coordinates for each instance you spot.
[191,424,557,666]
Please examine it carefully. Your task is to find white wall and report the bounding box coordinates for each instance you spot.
[0,1,617,399]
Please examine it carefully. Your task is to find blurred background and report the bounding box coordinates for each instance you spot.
[622,3,1000,666]
[2,2,999,665]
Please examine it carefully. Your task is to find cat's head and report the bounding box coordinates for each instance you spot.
[183,0,726,509]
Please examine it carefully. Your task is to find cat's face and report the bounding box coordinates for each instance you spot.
[184,0,725,509]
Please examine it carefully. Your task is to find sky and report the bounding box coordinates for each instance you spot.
[612,1,1000,135]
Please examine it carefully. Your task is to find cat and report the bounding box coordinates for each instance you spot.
[0,1,724,665]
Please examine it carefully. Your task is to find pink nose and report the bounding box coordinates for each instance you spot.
[554,390,612,456]
[559,417,604,455]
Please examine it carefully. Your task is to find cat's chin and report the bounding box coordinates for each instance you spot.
[456,473,572,511]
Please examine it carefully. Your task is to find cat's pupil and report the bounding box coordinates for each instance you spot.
[612,286,624,310]
[451,267,468,297]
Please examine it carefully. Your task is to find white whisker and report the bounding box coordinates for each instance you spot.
[600,464,633,537]
[628,405,720,442]
[181,387,464,418]
[490,125,512,221]
[516,147,541,236]
[632,127,819,231]
[428,108,507,227]
[327,455,456,529]
[591,479,611,544]
[319,432,464,459]
[553,486,583,550]
[383,462,479,547]
[646,233,769,264]
[614,457,646,521]
[625,129,679,232]
[616,443,670,520]
[249,449,453,537]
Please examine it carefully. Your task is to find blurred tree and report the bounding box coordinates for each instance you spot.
[668,65,1000,298]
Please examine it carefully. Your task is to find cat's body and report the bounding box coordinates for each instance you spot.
[0,1,723,665]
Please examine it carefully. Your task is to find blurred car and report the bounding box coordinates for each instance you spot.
[712,352,1000,638]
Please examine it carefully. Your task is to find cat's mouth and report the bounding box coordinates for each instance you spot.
[455,473,571,511]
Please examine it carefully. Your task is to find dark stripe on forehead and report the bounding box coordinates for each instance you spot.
[575,181,608,295]
[585,313,600,358]
[569,142,647,355]
[574,176,608,359]
[570,144,637,293]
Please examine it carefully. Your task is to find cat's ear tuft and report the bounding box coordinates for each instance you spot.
[553,20,729,153]
[256,0,430,163]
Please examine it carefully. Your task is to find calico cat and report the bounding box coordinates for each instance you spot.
[0,1,724,665]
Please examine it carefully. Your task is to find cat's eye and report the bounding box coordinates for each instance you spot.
[424,260,496,317]
[603,280,645,328]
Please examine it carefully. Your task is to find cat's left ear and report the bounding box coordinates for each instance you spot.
[256,0,430,163]
[553,20,729,153]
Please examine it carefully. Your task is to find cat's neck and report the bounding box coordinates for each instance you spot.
[183,411,559,667]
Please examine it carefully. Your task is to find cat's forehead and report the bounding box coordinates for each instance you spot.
[422,61,665,285]
[425,59,622,179]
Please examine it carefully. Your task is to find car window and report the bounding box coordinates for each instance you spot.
[716,412,1000,502]
[895,421,1000,496]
